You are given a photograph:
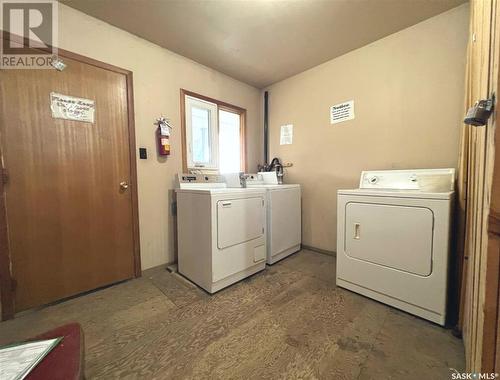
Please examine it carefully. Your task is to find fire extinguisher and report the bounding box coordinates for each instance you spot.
[155,117,171,156]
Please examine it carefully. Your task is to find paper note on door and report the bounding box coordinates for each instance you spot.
[50,92,95,123]
[330,100,355,124]
[280,124,293,145]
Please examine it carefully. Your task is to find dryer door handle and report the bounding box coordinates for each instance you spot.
[354,223,361,240]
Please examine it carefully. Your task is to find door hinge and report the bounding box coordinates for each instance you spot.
[262,199,264,207]
[1,168,7,185]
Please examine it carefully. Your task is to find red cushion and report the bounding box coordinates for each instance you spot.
[26,323,84,380]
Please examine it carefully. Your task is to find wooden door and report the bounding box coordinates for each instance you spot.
[0,51,140,314]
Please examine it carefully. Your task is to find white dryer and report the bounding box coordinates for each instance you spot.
[246,174,301,264]
[336,169,455,325]
[176,174,267,293]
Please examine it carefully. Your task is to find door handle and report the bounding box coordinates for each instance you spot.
[119,181,129,191]
[354,223,360,239]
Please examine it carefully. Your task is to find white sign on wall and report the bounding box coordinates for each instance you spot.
[330,100,355,124]
[50,92,95,123]
[280,124,293,145]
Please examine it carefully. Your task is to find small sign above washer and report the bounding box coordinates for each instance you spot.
[280,124,293,145]
[330,100,354,124]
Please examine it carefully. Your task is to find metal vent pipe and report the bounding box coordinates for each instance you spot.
[264,91,269,165]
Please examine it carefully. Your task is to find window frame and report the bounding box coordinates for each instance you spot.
[180,89,247,173]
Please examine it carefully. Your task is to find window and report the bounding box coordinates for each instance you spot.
[185,96,218,169]
[219,109,241,173]
[182,90,246,173]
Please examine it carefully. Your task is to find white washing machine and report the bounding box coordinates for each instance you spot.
[176,174,267,293]
[336,168,455,325]
[246,174,301,264]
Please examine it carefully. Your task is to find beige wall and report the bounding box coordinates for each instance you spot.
[266,4,469,252]
[58,4,263,269]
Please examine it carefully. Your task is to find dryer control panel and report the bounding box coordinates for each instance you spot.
[359,168,455,191]
[175,173,226,189]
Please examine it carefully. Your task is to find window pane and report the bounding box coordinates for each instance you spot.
[191,106,211,164]
[219,110,241,174]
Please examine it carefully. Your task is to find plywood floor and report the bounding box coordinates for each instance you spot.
[0,250,464,379]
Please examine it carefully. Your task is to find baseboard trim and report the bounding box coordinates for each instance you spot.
[302,245,336,257]
[142,261,175,276]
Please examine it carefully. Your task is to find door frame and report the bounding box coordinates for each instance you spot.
[0,32,142,320]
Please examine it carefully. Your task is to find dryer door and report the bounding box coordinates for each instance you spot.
[344,202,434,276]
[217,197,264,249]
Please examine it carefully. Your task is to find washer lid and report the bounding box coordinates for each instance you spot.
[338,188,453,200]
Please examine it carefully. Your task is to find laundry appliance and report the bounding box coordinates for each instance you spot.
[245,173,301,264]
[336,168,455,325]
[175,174,267,293]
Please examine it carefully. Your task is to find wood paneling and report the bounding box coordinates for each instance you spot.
[0,48,140,314]
[496,281,500,369]
[459,0,500,372]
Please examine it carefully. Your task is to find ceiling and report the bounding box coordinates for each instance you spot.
[62,0,467,88]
